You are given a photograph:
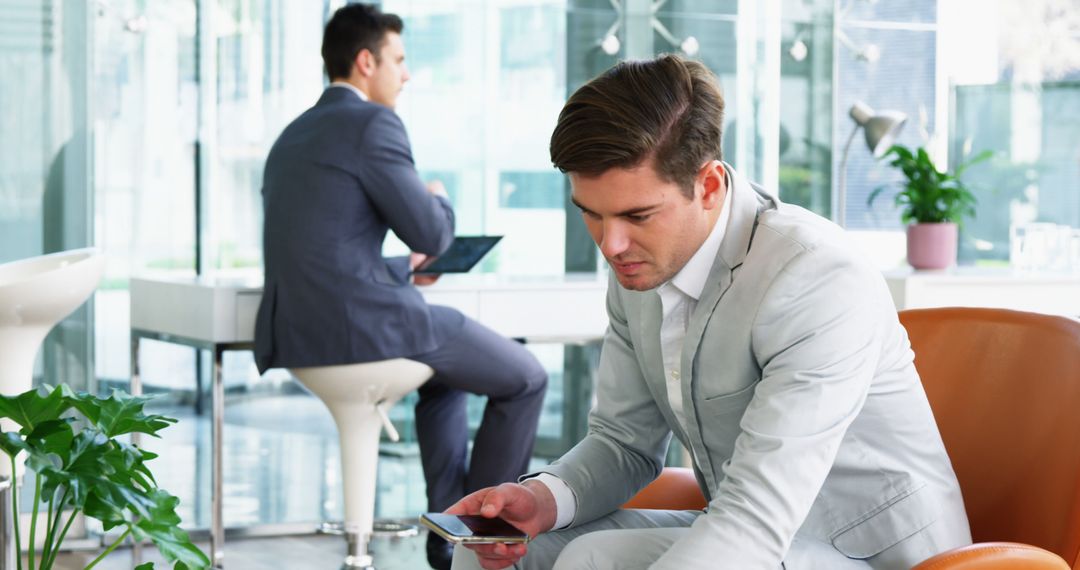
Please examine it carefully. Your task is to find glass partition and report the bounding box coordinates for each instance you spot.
[952,82,1080,264]
[0,0,94,390]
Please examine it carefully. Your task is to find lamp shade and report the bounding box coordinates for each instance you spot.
[849,101,907,156]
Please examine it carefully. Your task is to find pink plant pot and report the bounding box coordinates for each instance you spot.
[907,223,958,270]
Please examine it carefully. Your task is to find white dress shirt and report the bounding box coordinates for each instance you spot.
[329,80,369,101]
[536,179,733,529]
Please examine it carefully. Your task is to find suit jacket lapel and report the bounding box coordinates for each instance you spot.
[683,163,764,367]
[679,164,769,481]
[635,290,671,412]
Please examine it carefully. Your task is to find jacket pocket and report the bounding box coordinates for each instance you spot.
[830,483,939,559]
[699,381,758,416]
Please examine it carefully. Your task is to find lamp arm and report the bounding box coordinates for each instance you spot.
[837,123,860,228]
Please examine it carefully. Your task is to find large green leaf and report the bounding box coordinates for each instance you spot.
[83,487,128,531]
[0,386,68,433]
[0,431,30,459]
[63,387,177,438]
[26,419,75,460]
[134,490,211,570]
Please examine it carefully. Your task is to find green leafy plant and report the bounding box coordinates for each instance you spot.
[867,144,993,225]
[0,385,210,570]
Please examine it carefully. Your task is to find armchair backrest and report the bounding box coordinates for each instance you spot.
[899,308,1080,569]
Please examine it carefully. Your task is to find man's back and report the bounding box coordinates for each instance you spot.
[256,87,454,372]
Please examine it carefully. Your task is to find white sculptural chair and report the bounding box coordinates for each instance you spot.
[291,359,434,570]
[0,248,105,566]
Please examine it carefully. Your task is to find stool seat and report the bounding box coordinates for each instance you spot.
[291,359,434,570]
[0,248,103,570]
[0,248,105,396]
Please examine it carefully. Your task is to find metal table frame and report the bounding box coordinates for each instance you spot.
[130,328,253,570]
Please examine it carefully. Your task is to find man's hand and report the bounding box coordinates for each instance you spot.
[426,180,449,198]
[445,481,558,570]
[410,252,440,286]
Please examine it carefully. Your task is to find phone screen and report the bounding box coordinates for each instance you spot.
[421,513,529,544]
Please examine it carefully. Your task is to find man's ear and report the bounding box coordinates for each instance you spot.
[698,160,726,210]
[354,48,377,77]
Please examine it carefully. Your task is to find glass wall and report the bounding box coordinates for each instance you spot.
[834,0,940,230]
[944,0,1080,265]
[383,0,569,275]
[777,0,833,216]
[0,0,94,389]
[952,83,1080,264]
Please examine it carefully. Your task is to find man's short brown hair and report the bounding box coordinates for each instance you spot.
[549,54,725,199]
[321,3,404,81]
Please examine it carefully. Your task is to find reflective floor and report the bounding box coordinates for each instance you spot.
[53,528,432,569]
[47,390,551,569]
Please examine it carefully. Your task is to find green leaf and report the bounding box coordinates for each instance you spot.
[873,143,983,224]
[134,490,211,570]
[135,563,155,570]
[0,431,30,459]
[26,419,75,460]
[63,388,177,438]
[0,385,68,433]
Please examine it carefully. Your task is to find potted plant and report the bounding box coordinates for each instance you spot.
[868,144,991,269]
[0,385,210,570]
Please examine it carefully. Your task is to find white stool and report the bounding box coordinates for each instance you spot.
[291,359,434,570]
[0,248,104,568]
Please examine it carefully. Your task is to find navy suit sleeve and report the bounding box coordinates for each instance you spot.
[355,108,455,255]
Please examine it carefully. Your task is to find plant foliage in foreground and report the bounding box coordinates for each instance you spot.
[0,385,210,570]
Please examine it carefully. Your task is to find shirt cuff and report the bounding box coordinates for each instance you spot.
[532,473,576,530]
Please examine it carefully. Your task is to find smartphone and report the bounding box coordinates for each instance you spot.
[420,513,529,544]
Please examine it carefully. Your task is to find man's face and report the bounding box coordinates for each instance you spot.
[570,161,726,291]
[367,32,410,108]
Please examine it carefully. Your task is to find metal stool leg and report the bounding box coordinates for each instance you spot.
[130,333,144,565]
[211,346,225,569]
[0,476,15,570]
[343,530,375,570]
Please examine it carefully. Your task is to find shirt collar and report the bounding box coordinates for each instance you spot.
[328,81,369,101]
[664,173,733,301]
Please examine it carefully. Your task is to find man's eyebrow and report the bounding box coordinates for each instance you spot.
[570,197,661,217]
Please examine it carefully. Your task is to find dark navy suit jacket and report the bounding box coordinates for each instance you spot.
[254,87,455,373]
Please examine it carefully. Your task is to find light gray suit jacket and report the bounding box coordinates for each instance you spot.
[534,164,971,568]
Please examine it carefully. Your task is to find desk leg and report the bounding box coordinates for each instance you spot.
[130,334,144,566]
[211,346,225,569]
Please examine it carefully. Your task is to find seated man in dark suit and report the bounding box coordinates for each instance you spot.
[253,5,548,569]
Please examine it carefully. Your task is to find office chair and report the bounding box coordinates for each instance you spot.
[626,307,1080,569]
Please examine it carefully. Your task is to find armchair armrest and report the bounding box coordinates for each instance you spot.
[621,467,707,511]
[912,542,1069,570]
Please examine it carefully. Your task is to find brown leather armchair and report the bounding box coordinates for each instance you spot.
[625,307,1080,569]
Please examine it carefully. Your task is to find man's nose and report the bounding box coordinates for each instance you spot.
[402,65,411,83]
[599,220,630,258]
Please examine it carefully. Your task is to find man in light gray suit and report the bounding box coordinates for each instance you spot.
[254,5,547,569]
[449,55,970,569]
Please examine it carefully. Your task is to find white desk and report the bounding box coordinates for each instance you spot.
[130,272,610,345]
[884,267,1080,317]
[128,272,608,568]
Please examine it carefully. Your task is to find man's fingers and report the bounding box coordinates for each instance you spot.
[446,488,493,515]
[479,487,508,517]
[471,542,528,570]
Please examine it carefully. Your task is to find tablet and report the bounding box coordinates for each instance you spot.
[414,235,503,274]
